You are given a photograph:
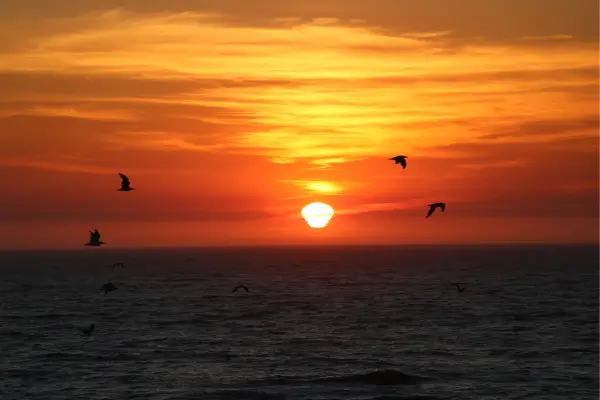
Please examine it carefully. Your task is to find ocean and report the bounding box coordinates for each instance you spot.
[0,245,598,400]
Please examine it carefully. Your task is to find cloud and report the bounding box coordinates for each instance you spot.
[0,9,596,168]
[480,116,600,140]
[283,180,343,194]
[456,160,525,170]
[0,105,136,121]
[519,34,574,41]
[107,132,228,152]
[0,209,279,223]
[0,157,114,174]
[335,197,433,216]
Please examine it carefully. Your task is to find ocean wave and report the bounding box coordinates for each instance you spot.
[317,369,424,385]
[248,369,425,387]
[224,309,276,321]
[200,390,286,400]
[369,396,444,400]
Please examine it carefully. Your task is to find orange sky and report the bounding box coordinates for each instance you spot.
[0,0,598,249]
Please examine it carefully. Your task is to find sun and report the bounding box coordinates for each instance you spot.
[301,202,335,228]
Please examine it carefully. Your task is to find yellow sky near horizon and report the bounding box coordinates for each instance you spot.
[0,1,597,248]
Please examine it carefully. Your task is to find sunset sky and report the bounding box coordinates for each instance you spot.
[0,0,598,249]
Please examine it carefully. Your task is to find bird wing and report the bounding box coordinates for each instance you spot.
[119,173,130,184]
[440,203,446,212]
[399,158,406,168]
[426,206,435,218]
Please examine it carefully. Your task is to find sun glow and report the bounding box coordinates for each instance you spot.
[301,202,335,228]
[306,181,341,194]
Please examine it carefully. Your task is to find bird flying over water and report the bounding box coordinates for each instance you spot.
[426,203,446,218]
[451,283,466,292]
[81,324,95,336]
[389,155,407,169]
[232,285,249,293]
[101,282,117,295]
[118,173,135,191]
[85,229,105,246]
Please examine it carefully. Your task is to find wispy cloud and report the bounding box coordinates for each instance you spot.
[336,198,430,216]
[456,160,525,170]
[107,132,228,152]
[0,105,136,121]
[0,10,596,167]
[520,34,574,41]
[0,157,114,174]
[480,116,599,141]
[283,180,344,195]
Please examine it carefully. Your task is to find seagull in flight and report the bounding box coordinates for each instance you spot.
[426,203,446,219]
[451,283,466,292]
[81,324,95,336]
[232,284,249,293]
[111,263,124,270]
[85,229,105,246]
[118,173,135,192]
[389,155,407,169]
[101,282,117,295]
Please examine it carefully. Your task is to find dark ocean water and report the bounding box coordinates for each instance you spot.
[0,245,598,400]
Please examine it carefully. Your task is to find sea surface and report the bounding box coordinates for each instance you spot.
[0,245,598,400]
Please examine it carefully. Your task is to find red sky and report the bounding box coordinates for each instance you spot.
[0,0,598,248]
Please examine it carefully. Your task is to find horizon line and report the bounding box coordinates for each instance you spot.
[0,242,598,252]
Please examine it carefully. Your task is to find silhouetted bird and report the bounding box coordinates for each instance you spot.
[389,155,407,169]
[426,203,446,218]
[118,173,135,191]
[82,324,95,336]
[101,282,117,295]
[451,283,466,292]
[111,262,124,270]
[232,285,249,293]
[85,229,105,246]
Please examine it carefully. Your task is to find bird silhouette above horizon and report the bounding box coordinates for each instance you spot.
[389,155,407,169]
[101,282,117,295]
[85,229,105,246]
[451,283,466,292]
[232,284,249,293]
[426,202,446,218]
[118,173,135,191]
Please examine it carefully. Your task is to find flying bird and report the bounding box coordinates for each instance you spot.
[232,285,249,293]
[81,324,95,336]
[85,229,105,246]
[101,282,117,295]
[118,173,135,191]
[451,283,466,292]
[389,155,407,169]
[426,203,446,219]
[111,263,124,270]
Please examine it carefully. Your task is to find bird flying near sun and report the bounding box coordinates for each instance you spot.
[85,229,105,246]
[389,155,407,169]
[426,202,446,218]
[301,202,334,228]
[118,173,135,191]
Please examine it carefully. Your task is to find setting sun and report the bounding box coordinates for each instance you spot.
[301,203,335,229]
